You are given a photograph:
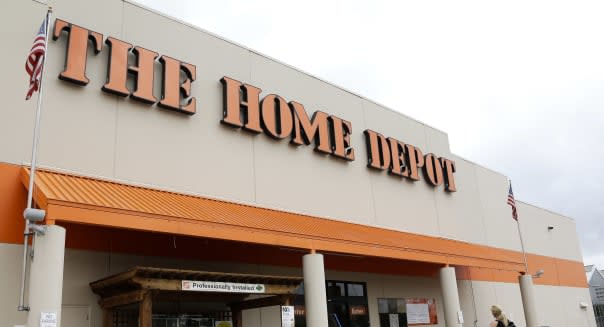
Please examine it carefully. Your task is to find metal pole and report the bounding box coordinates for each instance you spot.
[19,8,52,312]
[509,179,529,274]
[17,233,30,311]
[26,10,51,210]
[516,219,529,274]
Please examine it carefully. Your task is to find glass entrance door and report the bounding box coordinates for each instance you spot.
[327,300,349,327]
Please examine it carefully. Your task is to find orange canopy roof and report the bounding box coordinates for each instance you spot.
[21,167,524,271]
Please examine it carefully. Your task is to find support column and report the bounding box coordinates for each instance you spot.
[519,275,538,327]
[103,308,113,327]
[26,225,66,327]
[303,252,328,327]
[139,291,152,327]
[440,266,462,327]
[232,309,242,327]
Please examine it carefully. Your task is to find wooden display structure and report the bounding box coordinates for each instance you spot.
[90,266,302,327]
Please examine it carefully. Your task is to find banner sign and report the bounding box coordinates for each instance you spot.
[406,298,437,325]
[281,305,295,327]
[406,303,429,324]
[181,280,265,293]
[40,312,57,327]
[378,298,438,326]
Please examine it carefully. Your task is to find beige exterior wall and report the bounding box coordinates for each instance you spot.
[516,202,583,262]
[457,279,595,327]
[0,0,583,258]
[0,244,28,327]
[457,280,526,327]
[242,306,281,327]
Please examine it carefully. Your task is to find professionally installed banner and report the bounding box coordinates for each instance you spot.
[181,280,266,294]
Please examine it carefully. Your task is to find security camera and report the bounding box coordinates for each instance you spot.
[532,269,544,278]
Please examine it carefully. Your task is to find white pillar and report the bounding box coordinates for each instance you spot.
[440,266,462,327]
[26,225,66,327]
[519,275,539,327]
[303,253,328,327]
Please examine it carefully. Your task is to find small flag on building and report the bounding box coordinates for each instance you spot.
[507,182,518,220]
[25,15,49,100]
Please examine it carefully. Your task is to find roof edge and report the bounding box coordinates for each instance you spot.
[121,0,448,135]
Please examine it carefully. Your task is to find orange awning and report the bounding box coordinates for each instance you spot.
[21,167,524,271]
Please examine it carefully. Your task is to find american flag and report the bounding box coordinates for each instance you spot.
[25,15,49,100]
[507,182,518,221]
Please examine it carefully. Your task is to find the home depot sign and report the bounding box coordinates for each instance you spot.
[52,19,456,192]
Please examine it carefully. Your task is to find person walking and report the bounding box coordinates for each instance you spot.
[489,305,516,327]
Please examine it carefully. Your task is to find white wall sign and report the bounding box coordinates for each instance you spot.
[281,305,295,327]
[40,312,57,327]
[388,313,399,327]
[457,310,464,324]
[182,280,265,293]
[406,303,430,324]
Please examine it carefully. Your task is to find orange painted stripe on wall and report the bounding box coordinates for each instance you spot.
[456,253,588,287]
[0,163,27,244]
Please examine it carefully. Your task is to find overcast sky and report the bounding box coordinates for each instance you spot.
[136,0,604,268]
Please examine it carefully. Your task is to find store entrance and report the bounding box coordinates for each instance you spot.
[152,309,233,327]
[150,293,234,327]
[90,267,303,327]
[153,314,220,327]
[107,295,237,327]
[293,280,369,327]
[326,281,369,327]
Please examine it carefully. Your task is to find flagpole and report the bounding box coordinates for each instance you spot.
[18,7,52,312]
[516,219,529,274]
[509,179,529,274]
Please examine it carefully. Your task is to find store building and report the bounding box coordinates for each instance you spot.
[0,1,597,327]
[586,265,604,327]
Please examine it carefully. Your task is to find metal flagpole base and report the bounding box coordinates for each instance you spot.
[29,224,47,235]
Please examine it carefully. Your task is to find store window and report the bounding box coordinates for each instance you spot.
[294,281,369,327]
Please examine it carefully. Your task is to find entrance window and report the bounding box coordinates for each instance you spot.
[347,283,365,297]
[294,281,369,327]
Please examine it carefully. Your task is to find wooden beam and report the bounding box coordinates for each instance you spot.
[132,277,181,291]
[90,269,138,294]
[154,291,245,303]
[139,291,152,327]
[99,290,146,309]
[134,267,303,285]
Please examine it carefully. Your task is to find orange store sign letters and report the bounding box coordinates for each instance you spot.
[52,19,456,192]
[53,19,196,115]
